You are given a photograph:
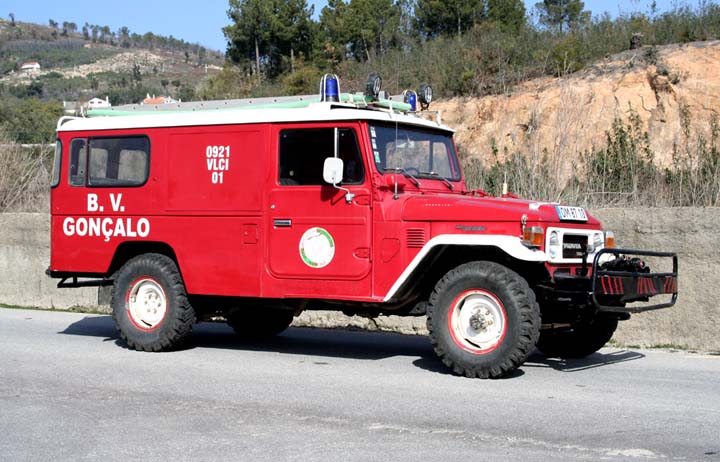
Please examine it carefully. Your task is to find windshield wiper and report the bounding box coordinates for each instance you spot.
[382,167,421,187]
[420,171,454,190]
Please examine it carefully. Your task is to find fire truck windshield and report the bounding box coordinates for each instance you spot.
[369,123,461,182]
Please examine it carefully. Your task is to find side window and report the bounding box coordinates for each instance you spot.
[51,139,62,188]
[88,136,149,187]
[278,128,364,186]
[68,138,87,186]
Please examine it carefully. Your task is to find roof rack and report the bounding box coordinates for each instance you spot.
[85,73,433,119]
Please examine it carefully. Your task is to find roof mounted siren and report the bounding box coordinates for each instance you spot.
[402,90,418,112]
[418,83,433,110]
[320,74,341,102]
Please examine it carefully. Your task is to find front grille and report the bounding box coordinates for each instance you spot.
[406,228,426,248]
[562,234,588,259]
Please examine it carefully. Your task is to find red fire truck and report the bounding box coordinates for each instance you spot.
[47,74,678,378]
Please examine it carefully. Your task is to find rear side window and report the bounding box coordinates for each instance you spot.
[51,140,62,188]
[278,128,364,186]
[68,138,87,186]
[88,136,149,187]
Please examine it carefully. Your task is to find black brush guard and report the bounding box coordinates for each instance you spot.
[592,248,678,313]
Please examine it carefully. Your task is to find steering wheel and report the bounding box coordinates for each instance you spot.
[404,167,420,176]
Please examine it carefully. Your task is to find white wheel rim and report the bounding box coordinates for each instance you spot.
[449,290,507,354]
[127,278,167,330]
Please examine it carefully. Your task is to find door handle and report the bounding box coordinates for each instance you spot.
[273,219,292,228]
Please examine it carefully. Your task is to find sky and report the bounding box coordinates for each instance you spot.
[3,0,683,52]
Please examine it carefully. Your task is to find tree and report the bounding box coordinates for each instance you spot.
[82,23,89,40]
[318,0,352,64]
[224,0,275,84]
[48,19,58,29]
[486,0,526,33]
[535,0,590,33]
[132,63,142,83]
[118,26,131,48]
[415,0,484,37]
[319,0,401,62]
[61,21,77,36]
[9,13,15,26]
[275,0,314,71]
[100,25,112,43]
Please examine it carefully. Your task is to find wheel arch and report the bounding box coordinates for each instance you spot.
[385,242,550,304]
[105,241,180,278]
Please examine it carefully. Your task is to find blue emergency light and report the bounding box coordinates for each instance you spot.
[403,90,418,111]
[320,74,340,102]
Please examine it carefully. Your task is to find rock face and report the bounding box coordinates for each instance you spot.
[436,41,720,169]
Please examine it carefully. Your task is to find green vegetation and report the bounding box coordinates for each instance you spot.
[0,97,62,143]
[1,38,119,69]
[214,0,720,97]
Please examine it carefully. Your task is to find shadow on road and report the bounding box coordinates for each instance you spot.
[59,315,436,361]
[525,349,646,372]
[59,315,645,376]
[59,314,119,341]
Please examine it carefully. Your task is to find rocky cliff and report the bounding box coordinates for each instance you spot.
[437,40,720,168]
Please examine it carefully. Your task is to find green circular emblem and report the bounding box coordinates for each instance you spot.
[299,227,335,268]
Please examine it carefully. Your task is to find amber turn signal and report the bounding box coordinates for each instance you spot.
[605,231,615,249]
[522,226,544,247]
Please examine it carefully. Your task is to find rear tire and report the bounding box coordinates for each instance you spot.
[226,307,294,340]
[111,253,195,351]
[537,315,618,358]
[427,261,540,379]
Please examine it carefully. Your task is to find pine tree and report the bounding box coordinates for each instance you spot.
[486,0,526,33]
[535,0,590,33]
[415,0,484,37]
[224,0,275,83]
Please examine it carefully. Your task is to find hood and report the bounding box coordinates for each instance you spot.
[400,194,600,225]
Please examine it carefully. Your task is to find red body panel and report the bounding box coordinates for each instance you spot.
[50,118,604,302]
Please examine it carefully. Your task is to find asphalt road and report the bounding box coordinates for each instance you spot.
[0,308,718,462]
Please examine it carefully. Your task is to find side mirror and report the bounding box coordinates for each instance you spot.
[323,157,344,185]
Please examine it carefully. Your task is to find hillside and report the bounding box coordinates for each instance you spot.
[439,40,720,169]
[0,18,223,103]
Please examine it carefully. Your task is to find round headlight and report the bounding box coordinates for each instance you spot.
[549,231,559,246]
[593,233,603,250]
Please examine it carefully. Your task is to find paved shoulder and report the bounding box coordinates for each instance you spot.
[0,308,718,461]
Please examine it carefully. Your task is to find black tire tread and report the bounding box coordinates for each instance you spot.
[426,261,540,379]
[111,253,195,352]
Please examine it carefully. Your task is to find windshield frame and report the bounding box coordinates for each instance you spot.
[368,122,462,182]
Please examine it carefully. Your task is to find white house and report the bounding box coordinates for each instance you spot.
[87,97,111,109]
[20,61,41,73]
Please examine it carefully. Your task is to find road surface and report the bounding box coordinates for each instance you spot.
[0,308,718,461]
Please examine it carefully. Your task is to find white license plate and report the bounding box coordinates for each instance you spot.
[555,206,588,221]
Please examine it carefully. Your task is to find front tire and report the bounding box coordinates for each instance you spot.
[427,261,540,379]
[111,253,195,351]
